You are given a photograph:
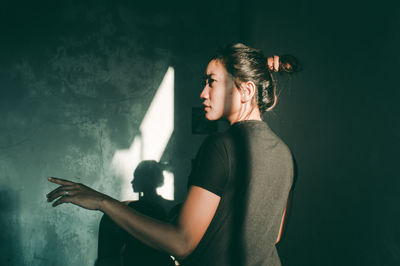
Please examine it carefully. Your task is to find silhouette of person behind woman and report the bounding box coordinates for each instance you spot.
[96,160,175,266]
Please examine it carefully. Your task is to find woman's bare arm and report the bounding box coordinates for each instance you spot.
[46,177,220,259]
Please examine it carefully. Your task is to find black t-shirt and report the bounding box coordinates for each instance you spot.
[184,120,293,266]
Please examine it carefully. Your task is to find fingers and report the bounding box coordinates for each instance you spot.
[46,185,75,200]
[48,177,75,186]
[52,194,73,207]
[46,177,103,210]
[46,177,80,206]
[47,189,77,203]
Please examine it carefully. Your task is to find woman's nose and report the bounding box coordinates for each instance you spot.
[200,85,209,100]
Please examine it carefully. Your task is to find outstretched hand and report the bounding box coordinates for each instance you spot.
[46,177,110,211]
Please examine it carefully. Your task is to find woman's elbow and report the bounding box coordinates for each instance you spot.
[174,249,190,260]
[171,235,197,260]
[172,244,193,260]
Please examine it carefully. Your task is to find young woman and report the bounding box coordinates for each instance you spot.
[46,43,297,265]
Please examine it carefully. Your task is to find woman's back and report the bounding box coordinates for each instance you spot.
[184,120,293,266]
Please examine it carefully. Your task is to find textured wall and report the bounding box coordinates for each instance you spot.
[0,1,240,265]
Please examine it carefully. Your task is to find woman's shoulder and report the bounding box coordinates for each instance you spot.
[199,131,234,155]
[203,131,230,144]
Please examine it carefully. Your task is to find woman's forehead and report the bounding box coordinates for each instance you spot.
[206,60,226,78]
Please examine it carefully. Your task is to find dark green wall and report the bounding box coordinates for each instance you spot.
[0,1,240,265]
[0,0,399,265]
[243,1,400,265]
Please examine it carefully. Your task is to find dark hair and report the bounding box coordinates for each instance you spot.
[211,43,298,112]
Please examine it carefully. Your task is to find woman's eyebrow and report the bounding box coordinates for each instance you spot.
[203,73,216,79]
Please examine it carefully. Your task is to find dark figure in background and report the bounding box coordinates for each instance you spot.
[96,160,174,266]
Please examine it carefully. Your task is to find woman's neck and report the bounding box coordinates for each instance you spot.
[228,104,262,125]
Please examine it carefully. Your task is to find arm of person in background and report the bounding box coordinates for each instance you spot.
[46,177,220,259]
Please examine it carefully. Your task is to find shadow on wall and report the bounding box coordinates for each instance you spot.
[0,189,21,265]
[96,160,175,266]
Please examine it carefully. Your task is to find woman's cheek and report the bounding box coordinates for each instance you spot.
[205,108,222,121]
[205,110,216,121]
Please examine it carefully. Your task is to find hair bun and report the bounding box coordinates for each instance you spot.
[268,54,299,73]
[278,54,299,73]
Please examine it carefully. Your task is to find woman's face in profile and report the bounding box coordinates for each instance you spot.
[200,60,241,122]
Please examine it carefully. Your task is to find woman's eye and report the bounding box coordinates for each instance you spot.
[201,77,215,87]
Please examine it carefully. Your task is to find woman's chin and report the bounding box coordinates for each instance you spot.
[205,113,218,121]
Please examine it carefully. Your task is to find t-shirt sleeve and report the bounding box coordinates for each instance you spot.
[187,134,229,197]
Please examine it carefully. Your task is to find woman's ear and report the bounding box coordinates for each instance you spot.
[240,81,256,102]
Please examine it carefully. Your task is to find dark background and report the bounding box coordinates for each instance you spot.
[0,0,399,265]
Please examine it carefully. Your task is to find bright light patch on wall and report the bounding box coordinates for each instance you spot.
[157,170,174,200]
[111,67,175,201]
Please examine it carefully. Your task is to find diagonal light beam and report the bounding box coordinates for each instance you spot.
[111,67,174,201]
